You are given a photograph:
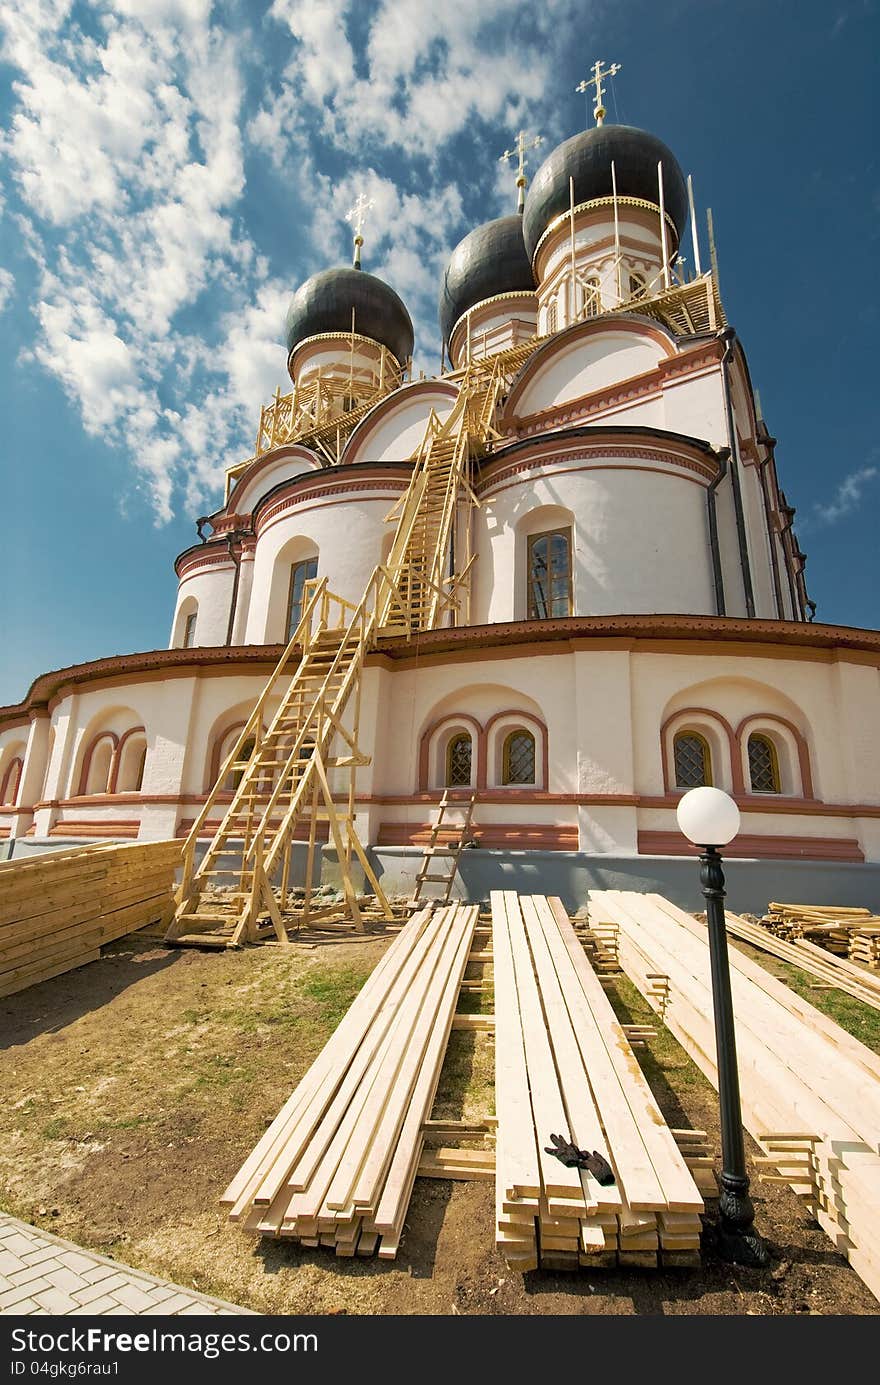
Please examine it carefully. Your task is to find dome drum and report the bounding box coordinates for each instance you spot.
[447,290,538,369]
[523,125,689,268]
[439,215,536,349]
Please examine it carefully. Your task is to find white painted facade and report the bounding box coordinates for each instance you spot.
[4,164,877,872]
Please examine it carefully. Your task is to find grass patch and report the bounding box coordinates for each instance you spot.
[297,963,374,1029]
[603,973,715,1101]
[41,1117,69,1141]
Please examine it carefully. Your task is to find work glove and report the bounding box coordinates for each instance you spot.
[544,1134,616,1185]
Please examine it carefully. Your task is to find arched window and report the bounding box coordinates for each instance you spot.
[502,730,536,786]
[673,732,712,789]
[748,733,780,794]
[527,528,572,619]
[183,611,198,647]
[82,735,115,796]
[547,298,558,334]
[116,733,147,793]
[223,735,256,792]
[445,733,472,788]
[628,270,646,299]
[584,276,601,317]
[1,757,23,805]
[287,557,319,640]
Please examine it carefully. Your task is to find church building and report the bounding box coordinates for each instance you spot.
[3,107,879,911]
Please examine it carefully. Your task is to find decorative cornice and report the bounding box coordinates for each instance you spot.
[0,647,287,729]
[478,441,717,492]
[255,468,410,536]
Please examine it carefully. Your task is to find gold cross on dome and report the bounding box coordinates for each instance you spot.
[499,130,543,211]
[345,192,374,267]
[575,59,621,127]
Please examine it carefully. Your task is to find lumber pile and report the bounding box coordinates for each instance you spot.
[491,892,703,1273]
[0,840,180,998]
[723,912,880,1014]
[589,890,880,1304]
[762,902,880,960]
[222,902,478,1258]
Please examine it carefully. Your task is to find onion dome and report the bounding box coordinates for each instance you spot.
[439,215,535,345]
[284,266,414,366]
[522,125,689,263]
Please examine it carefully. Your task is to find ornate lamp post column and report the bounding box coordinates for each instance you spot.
[676,786,771,1267]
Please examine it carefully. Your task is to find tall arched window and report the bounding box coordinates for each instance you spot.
[223,735,256,792]
[445,733,472,787]
[287,557,319,640]
[547,298,558,334]
[82,736,115,796]
[183,612,198,647]
[584,276,601,317]
[502,730,536,786]
[748,733,780,794]
[527,529,572,618]
[673,731,712,789]
[1,757,23,805]
[116,733,147,793]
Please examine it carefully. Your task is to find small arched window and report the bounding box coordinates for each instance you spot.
[527,528,572,618]
[223,735,256,792]
[445,733,472,788]
[83,736,114,796]
[547,298,558,334]
[183,612,197,647]
[1,757,23,805]
[287,557,319,641]
[116,734,147,793]
[503,730,536,786]
[584,276,601,317]
[628,271,646,299]
[748,733,780,794]
[673,732,712,789]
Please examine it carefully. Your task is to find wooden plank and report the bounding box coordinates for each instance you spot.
[490,891,542,1202]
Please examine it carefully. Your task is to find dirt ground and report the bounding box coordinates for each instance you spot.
[0,928,877,1317]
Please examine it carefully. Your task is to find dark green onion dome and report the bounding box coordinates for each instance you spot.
[439,215,535,345]
[522,125,689,263]
[284,266,414,366]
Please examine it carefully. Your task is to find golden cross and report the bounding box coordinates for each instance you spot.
[499,129,543,211]
[575,59,621,127]
[345,192,374,267]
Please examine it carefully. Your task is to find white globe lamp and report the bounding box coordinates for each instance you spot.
[676,785,740,848]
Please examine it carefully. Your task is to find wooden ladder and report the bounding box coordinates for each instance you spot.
[412,791,477,905]
[167,359,509,948]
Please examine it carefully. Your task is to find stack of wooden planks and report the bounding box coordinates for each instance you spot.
[762,902,880,953]
[491,892,703,1273]
[589,890,880,1303]
[222,902,478,1258]
[0,840,180,998]
[723,912,880,1015]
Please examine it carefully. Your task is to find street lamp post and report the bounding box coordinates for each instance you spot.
[676,786,771,1267]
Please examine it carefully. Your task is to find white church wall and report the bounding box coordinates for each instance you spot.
[343,385,455,465]
[246,492,397,642]
[171,561,235,648]
[476,464,715,622]
[230,449,322,515]
[513,329,667,416]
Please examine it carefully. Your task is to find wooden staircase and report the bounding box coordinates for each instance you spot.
[412,791,477,905]
[167,358,510,948]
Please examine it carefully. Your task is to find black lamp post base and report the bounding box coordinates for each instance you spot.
[713,1174,772,1267]
[714,1219,772,1268]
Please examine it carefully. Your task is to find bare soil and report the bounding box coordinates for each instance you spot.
[0,931,877,1316]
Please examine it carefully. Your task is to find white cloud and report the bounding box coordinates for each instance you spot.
[0,268,14,313]
[808,464,878,527]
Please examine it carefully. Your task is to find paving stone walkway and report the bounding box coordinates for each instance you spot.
[0,1215,254,1316]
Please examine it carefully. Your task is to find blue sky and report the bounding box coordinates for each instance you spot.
[0,0,877,706]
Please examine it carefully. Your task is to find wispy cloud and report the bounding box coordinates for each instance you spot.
[0,0,598,523]
[803,462,878,529]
